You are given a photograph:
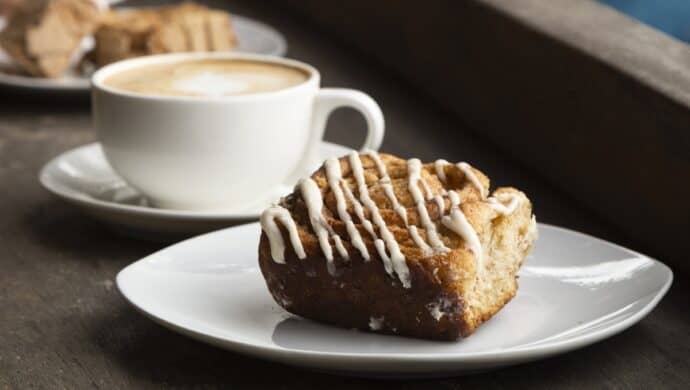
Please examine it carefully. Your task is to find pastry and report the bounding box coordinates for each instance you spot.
[258,152,538,341]
[93,3,237,67]
[0,0,101,77]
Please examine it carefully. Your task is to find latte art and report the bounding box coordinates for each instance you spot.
[103,59,309,97]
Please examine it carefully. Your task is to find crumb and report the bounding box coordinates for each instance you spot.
[368,316,384,331]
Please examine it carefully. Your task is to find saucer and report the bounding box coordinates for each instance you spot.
[116,222,672,378]
[0,13,287,92]
[39,142,352,239]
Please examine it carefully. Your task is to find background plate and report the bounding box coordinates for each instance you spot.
[40,142,350,239]
[0,14,287,92]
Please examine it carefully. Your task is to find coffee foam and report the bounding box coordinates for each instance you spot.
[104,59,309,97]
[172,72,250,96]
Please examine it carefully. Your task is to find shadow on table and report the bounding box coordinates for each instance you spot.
[83,299,671,388]
[24,199,163,259]
[0,87,90,111]
[87,307,366,387]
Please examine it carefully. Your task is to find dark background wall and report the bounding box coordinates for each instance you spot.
[276,0,690,275]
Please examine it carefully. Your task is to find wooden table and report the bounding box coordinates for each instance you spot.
[1,1,688,388]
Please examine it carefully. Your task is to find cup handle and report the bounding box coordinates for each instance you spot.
[287,88,385,184]
[310,88,385,152]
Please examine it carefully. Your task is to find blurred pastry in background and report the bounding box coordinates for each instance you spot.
[0,1,237,78]
[0,0,102,77]
[93,3,237,67]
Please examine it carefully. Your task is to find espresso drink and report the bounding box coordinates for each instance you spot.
[103,59,309,97]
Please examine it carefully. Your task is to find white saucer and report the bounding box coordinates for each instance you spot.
[39,142,352,239]
[117,222,672,378]
[0,14,287,92]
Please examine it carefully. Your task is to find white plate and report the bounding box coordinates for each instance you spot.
[116,222,672,377]
[0,13,287,92]
[39,142,351,239]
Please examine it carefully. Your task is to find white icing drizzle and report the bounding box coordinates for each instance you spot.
[420,177,434,200]
[488,193,522,215]
[408,225,430,254]
[433,194,445,215]
[434,159,485,198]
[260,152,498,288]
[299,178,348,275]
[365,153,454,257]
[374,240,394,274]
[363,151,409,224]
[441,190,483,269]
[260,206,306,263]
[364,151,433,255]
[349,152,411,288]
[324,158,371,260]
[331,235,348,258]
[339,167,388,267]
[407,159,450,254]
[340,181,377,239]
[457,162,485,199]
[330,237,348,275]
[434,159,449,183]
[341,181,390,275]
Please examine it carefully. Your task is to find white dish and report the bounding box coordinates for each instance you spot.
[0,14,287,92]
[116,222,672,377]
[39,142,351,239]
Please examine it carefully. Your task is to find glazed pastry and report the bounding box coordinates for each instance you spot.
[258,152,538,340]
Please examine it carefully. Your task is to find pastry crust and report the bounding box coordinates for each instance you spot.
[258,153,537,341]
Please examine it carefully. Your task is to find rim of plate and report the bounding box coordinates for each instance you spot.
[38,142,351,221]
[116,222,673,363]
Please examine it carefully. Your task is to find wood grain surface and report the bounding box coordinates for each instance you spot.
[0,1,687,388]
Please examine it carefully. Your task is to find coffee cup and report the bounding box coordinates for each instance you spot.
[91,52,384,211]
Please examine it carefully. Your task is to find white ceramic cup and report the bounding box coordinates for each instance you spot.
[91,52,384,211]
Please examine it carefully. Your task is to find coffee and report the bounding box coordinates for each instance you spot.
[103,59,309,97]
